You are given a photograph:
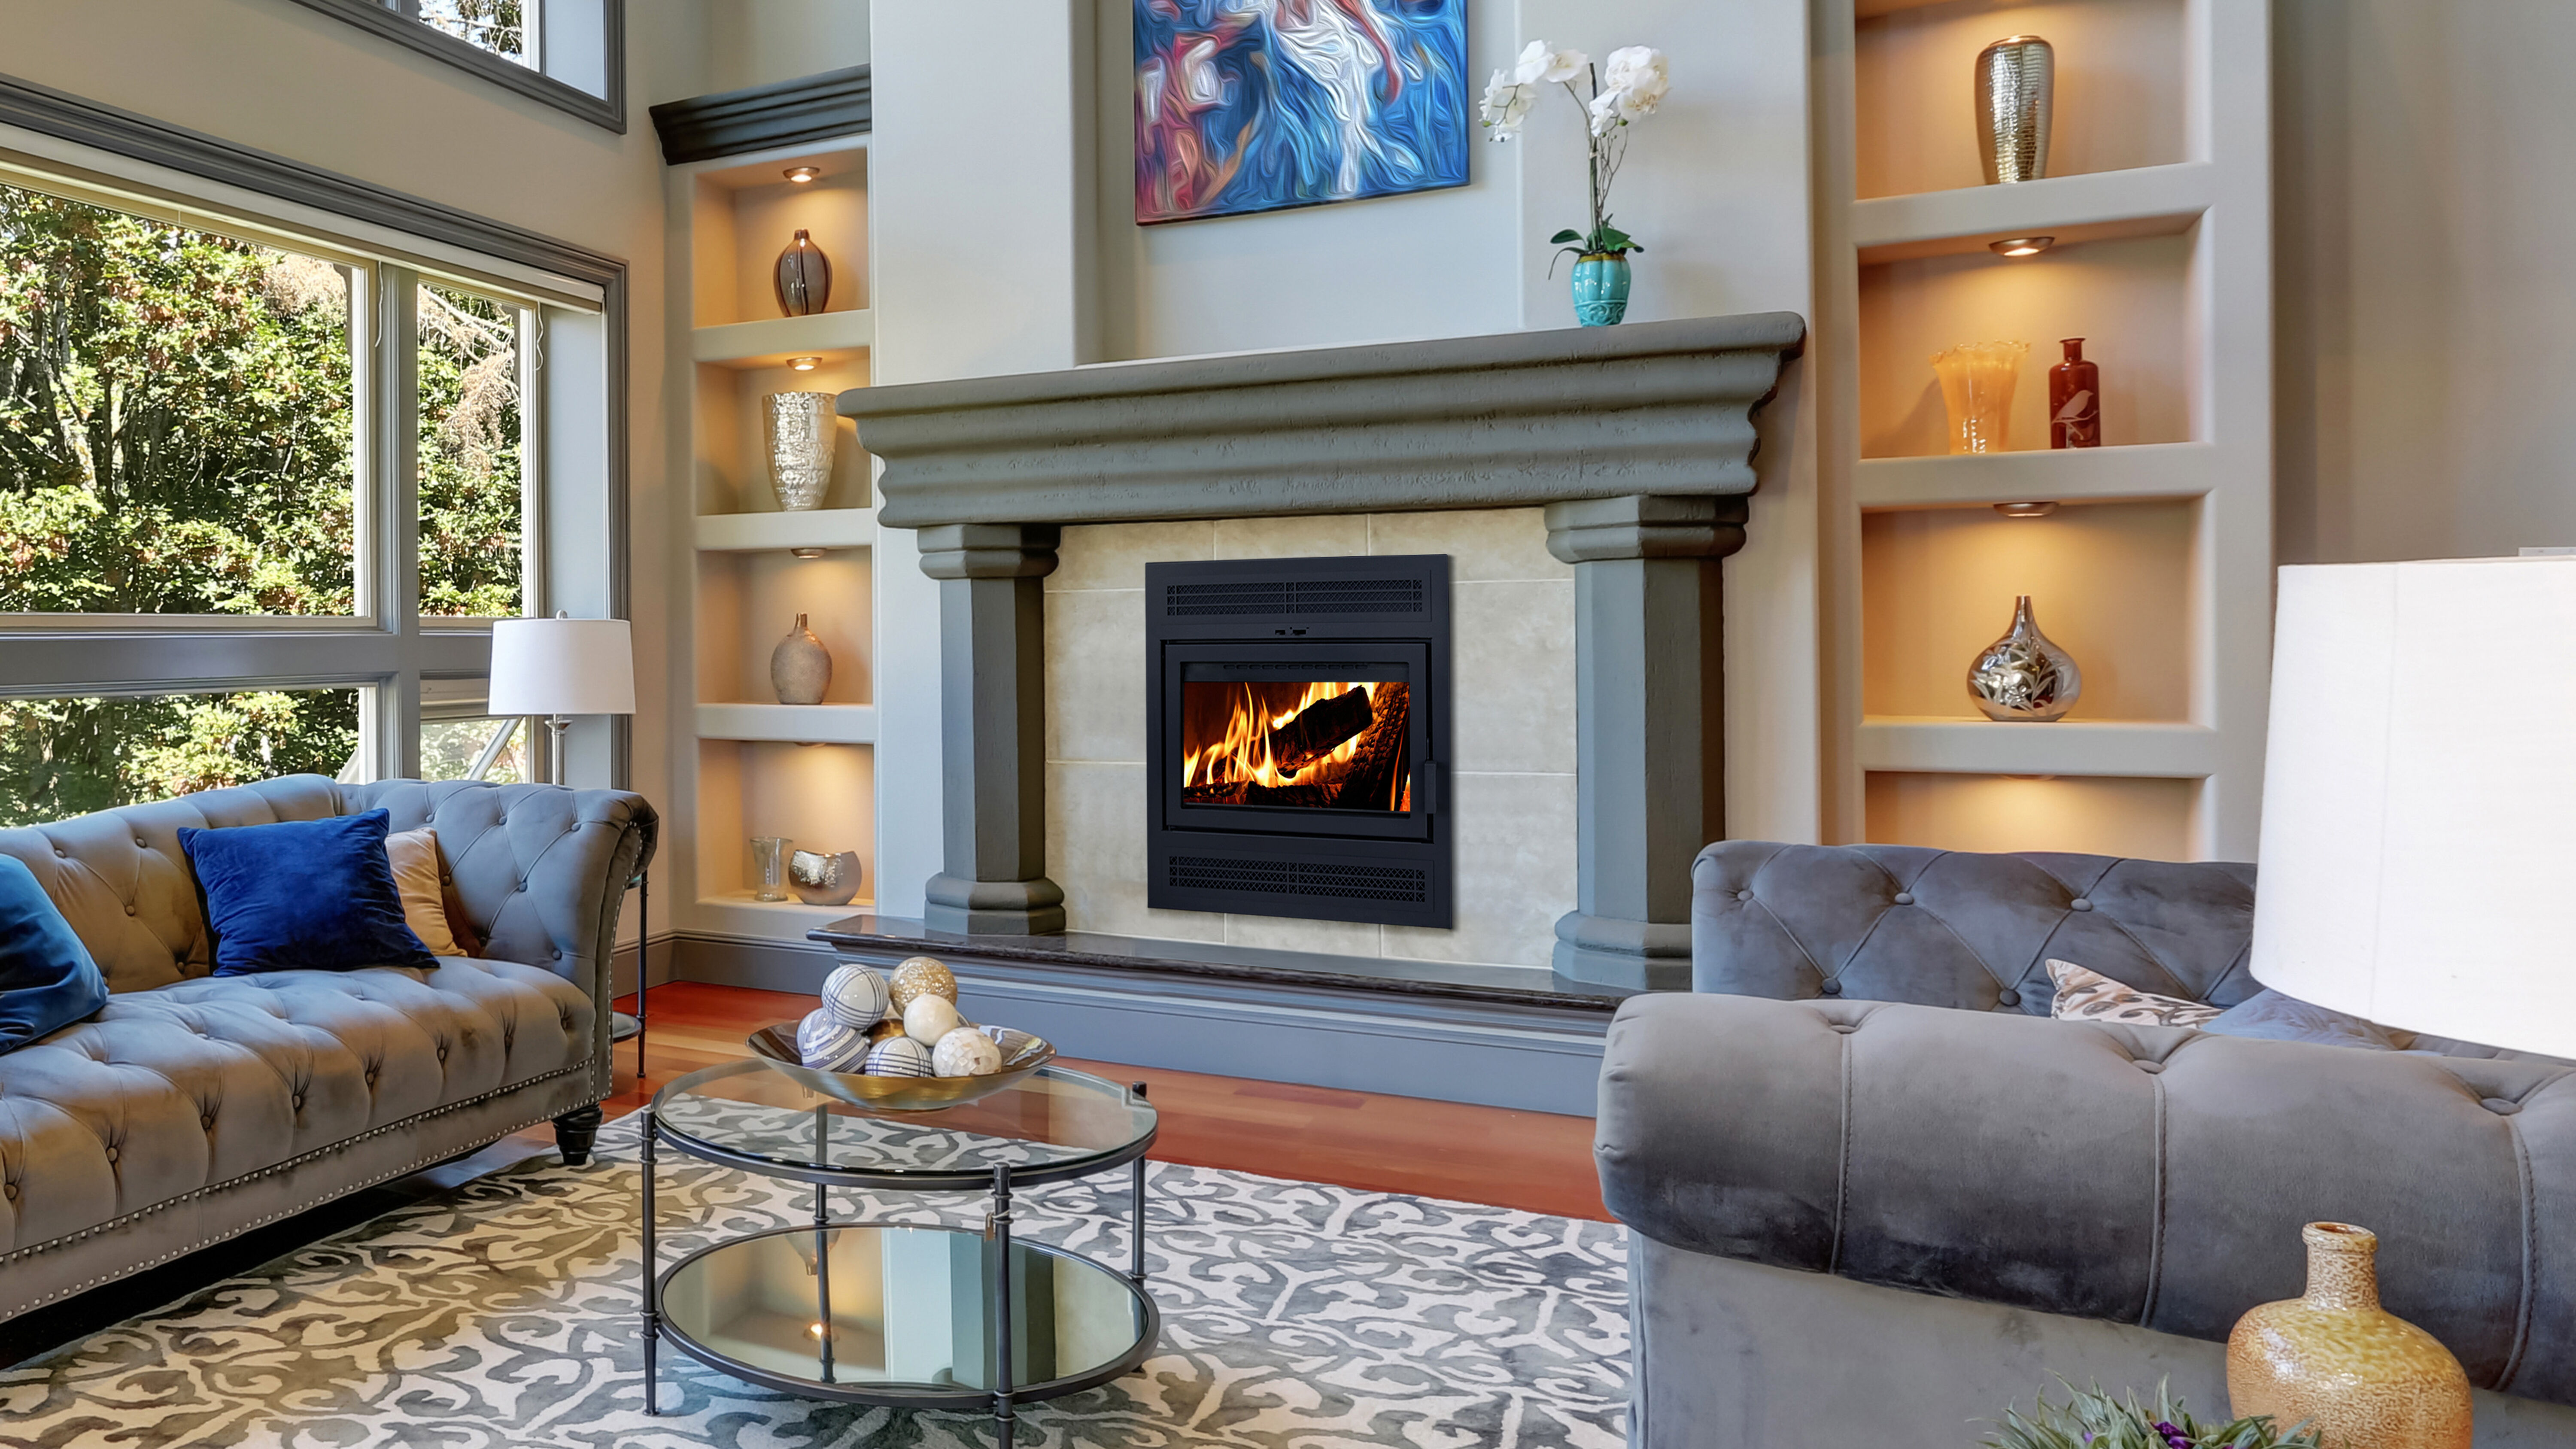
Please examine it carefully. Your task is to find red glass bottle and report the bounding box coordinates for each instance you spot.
[2050,337,2101,448]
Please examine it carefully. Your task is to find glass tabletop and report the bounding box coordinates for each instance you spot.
[650,1058,1157,1185]
[660,1224,1153,1399]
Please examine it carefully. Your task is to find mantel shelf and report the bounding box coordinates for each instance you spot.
[1856,443,2216,510]
[696,507,875,551]
[1853,164,2214,264]
[697,702,878,744]
[693,310,873,368]
[1859,718,2218,779]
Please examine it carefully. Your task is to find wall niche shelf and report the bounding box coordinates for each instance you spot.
[1819,0,2269,861]
[667,125,881,951]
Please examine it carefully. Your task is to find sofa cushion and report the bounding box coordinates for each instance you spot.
[2204,987,2409,1051]
[383,827,465,958]
[179,810,435,976]
[0,958,591,1258]
[0,856,109,1055]
[2047,959,2225,1028]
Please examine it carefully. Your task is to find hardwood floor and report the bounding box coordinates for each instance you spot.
[589,981,1610,1221]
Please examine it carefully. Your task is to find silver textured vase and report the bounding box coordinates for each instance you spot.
[1975,35,2054,184]
[764,391,837,511]
[788,848,862,907]
[774,228,832,316]
[770,613,832,705]
[1967,595,2081,721]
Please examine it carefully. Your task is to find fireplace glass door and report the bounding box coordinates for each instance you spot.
[1161,645,1430,842]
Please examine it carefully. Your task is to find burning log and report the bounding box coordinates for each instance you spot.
[1264,688,1376,771]
[1326,683,1409,811]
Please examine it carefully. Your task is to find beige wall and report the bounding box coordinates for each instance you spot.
[2276,0,2576,562]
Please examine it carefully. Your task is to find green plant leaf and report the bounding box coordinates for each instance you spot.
[1549,229,1582,244]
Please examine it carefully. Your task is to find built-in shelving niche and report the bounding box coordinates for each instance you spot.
[1864,772,2199,859]
[695,740,879,922]
[1856,0,2189,200]
[689,149,869,328]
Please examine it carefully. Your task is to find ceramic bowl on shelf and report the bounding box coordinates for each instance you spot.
[746,1023,1054,1111]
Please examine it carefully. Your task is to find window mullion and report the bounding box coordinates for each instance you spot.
[377,264,424,781]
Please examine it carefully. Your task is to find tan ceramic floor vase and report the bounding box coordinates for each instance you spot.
[2227,1223,2472,1449]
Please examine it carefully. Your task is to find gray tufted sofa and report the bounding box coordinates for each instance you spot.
[1597,841,2576,1449]
[0,774,653,1325]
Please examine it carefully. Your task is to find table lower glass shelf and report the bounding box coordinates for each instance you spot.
[656,1222,1157,1406]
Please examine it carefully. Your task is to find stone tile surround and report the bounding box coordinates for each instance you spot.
[1044,510,1577,971]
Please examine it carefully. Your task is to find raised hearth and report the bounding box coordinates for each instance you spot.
[842,314,1805,988]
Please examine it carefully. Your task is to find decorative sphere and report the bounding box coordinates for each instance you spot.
[796,1008,870,1072]
[903,994,966,1046]
[821,964,891,1027]
[861,1036,936,1078]
[932,1026,1003,1077]
[887,956,957,1012]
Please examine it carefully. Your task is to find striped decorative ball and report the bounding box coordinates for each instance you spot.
[861,1036,936,1078]
[821,964,891,1028]
[796,1008,871,1072]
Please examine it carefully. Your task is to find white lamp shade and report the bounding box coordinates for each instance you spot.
[486,617,636,717]
[2250,556,2576,1055]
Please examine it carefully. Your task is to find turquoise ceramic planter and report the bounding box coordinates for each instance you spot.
[1571,254,1632,326]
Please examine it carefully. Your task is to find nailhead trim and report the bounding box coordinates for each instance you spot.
[0,1060,596,1309]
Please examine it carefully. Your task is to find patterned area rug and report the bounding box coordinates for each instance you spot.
[0,1117,1628,1448]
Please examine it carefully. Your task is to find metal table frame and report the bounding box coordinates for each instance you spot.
[639,1072,1159,1447]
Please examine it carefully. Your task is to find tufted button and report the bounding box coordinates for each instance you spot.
[551,949,562,960]
[437,1046,449,1062]
[1828,1022,1860,1035]
[292,1094,305,1111]
[1818,979,1844,996]
[134,837,146,848]
[124,903,136,916]
[2482,1097,2523,1116]
[1735,890,1754,902]
[1997,988,2022,1008]
[105,1146,119,1163]
[201,1113,215,1130]
[52,847,65,857]
[2069,897,2093,912]
[2135,1060,2165,1075]
[3,1183,14,1201]
[1892,891,1914,905]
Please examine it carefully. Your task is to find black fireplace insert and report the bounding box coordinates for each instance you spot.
[1144,554,1452,928]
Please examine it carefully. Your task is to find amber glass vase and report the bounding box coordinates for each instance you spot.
[2227,1223,2473,1449]
[1932,340,2028,453]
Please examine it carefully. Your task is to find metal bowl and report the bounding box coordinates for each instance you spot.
[746,1024,1056,1112]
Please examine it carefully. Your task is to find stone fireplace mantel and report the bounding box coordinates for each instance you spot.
[841,314,1806,989]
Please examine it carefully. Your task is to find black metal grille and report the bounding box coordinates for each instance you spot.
[1167,854,1431,903]
[1164,577,1425,618]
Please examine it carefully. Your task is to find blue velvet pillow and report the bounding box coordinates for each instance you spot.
[2203,988,2407,1052]
[179,809,437,976]
[0,854,110,1053]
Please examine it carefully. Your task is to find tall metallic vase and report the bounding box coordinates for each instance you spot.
[1975,35,2054,184]
[763,391,838,511]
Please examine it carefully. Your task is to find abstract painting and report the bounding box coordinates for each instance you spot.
[1136,0,1470,224]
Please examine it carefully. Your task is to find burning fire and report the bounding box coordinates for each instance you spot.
[1184,680,1381,792]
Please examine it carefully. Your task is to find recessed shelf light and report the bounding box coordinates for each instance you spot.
[1995,501,2060,518]
[784,166,822,184]
[787,355,822,372]
[790,547,828,559]
[1988,236,2056,258]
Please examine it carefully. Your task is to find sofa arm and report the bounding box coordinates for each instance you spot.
[344,780,658,1009]
[1595,992,2576,1407]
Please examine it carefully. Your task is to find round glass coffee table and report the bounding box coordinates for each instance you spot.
[641,1057,1160,1447]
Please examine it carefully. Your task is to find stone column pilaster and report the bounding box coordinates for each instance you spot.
[918,523,1066,936]
[1543,496,1747,990]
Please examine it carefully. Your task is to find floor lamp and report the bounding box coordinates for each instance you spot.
[488,615,653,1071]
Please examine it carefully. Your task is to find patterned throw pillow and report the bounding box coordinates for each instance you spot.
[2045,959,2224,1029]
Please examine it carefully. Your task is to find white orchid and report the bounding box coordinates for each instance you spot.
[1513,39,1587,86]
[1479,70,1534,137]
[1603,46,1671,114]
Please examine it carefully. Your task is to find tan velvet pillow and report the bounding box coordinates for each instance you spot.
[384,827,465,958]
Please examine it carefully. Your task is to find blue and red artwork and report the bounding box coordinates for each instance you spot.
[1136,0,1469,224]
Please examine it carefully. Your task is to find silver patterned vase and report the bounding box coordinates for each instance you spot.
[1975,35,2054,184]
[771,613,832,705]
[764,391,837,511]
[1967,595,2081,721]
[774,229,832,316]
[788,849,862,907]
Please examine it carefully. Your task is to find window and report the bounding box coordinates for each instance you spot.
[0,187,359,617]
[0,154,613,816]
[0,689,361,827]
[283,0,625,132]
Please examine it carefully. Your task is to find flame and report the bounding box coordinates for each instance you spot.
[1183,680,1381,792]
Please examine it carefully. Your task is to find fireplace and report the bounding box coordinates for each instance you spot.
[1145,554,1452,928]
